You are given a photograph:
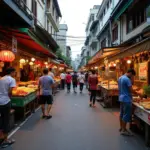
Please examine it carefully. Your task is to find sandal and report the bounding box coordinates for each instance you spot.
[46,115,52,119]
[1,139,15,148]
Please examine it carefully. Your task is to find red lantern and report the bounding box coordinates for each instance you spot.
[0,50,15,62]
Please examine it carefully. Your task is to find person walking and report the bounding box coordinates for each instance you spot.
[88,70,98,107]
[60,72,66,90]
[85,71,89,89]
[118,69,136,136]
[78,72,85,93]
[66,72,72,93]
[72,71,78,93]
[0,68,16,148]
[38,68,54,119]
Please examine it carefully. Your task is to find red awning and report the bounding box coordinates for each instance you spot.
[0,27,56,58]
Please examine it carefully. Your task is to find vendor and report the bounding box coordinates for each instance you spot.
[29,69,35,81]
[118,68,136,136]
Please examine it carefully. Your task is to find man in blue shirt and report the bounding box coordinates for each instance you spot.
[38,68,54,119]
[118,69,136,136]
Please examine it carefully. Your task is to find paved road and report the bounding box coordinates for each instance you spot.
[6,89,150,150]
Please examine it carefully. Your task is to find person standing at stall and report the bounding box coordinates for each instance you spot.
[38,68,54,119]
[0,68,16,148]
[72,71,78,93]
[48,68,54,79]
[118,69,136,136]
[66,72,72,93]
[78,72,85,93]
[60,72,66,90]
[88,70,98,107]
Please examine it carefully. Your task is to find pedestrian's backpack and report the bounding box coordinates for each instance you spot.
[72,74,78,82]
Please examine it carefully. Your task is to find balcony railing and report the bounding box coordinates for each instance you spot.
[12,0,33,20]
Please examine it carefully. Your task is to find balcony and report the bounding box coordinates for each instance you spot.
[0,0,34,27]
[89,37,98,47]
[46,9,59,32]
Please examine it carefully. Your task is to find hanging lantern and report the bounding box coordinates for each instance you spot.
[29,62,34,66]
[31,58,35,62]
[20,59,25,64]
[0,50,15,62]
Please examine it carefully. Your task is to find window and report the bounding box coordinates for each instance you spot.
[103,8,105,17]
[109,0,112,5]
[127,5,146,33]
[51,26,53,34]
[107,2,109,10]
[52,5,55,16]
[91,15,94,21]
[41,0,45,4]
[47,20,50,32]
[101,38,106,48]
[112,25,118,42]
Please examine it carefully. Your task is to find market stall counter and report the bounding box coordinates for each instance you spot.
[11,81,39,120]
[132,98,150,146]
[99,80,119,108]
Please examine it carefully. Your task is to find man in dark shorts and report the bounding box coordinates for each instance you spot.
[72,72,78,93]
[0,68,16,148]
[118,69,136,136]
[38,68,54,119]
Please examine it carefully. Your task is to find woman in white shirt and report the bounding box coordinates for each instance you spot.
[78,72,85,93]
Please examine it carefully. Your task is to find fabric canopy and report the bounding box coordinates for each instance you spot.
[88,47,123,65]
[0,27,56,58]
[108,37,150,62]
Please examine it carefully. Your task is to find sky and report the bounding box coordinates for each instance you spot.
[58,0,102,59]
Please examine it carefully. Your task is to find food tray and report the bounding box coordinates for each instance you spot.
[11,92,37,107]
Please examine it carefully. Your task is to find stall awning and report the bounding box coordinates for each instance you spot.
[0,27,57,58]
[108,37,150,62]
[114,0,133,21]
[88,47,123,65]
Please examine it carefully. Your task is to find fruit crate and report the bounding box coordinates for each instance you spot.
[11,92,37,107]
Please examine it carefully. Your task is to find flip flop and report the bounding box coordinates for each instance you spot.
[1,139,15,148]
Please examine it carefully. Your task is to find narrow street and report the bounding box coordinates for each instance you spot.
[5,89,150,150]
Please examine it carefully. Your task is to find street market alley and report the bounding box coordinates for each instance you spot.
[5,89,150,150]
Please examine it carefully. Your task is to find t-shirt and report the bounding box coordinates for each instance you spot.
[60,73,66,80]
[118,75,132,103]
[88,75,98,90]
[48,71,54,79]
[0,75,16,105]
[78,74,85,83]
[66,74,72,83]
[39,75,54,95]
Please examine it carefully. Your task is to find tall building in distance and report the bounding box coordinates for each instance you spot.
[57,24,68,56]
[66,46,71,59]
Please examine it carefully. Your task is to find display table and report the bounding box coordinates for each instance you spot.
[100,86,119,108]
[11,91,37,120]
[133,102,150,146]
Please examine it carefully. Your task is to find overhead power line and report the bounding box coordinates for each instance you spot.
[51,34,86,39]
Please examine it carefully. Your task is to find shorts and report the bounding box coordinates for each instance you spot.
[0,102,11,134]
[39,95,53,105]
[120,102,132,123]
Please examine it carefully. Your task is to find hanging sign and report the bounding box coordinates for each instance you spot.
[146,5,150,24]
[12,37,17,53]
[139,62,148,81]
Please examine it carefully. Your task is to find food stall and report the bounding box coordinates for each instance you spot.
[107,37,150,146]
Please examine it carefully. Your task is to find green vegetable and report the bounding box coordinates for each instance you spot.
[143,85,150,96]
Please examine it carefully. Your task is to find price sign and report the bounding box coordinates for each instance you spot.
[12,37,17,53]
[139,62,147,81]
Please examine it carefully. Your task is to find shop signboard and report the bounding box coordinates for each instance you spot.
[12,37,17,53]
[146,5,150,24]
[139,62,148,81]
